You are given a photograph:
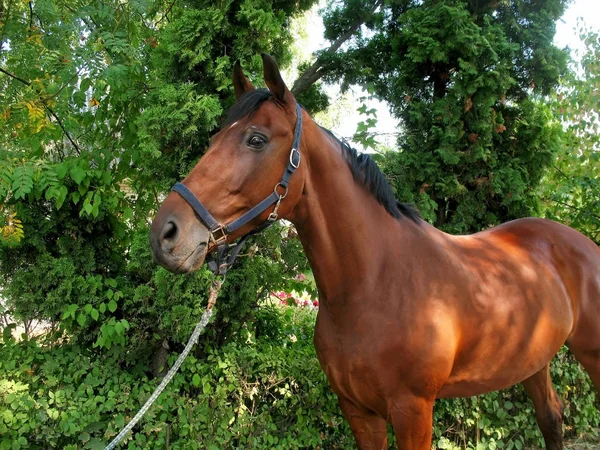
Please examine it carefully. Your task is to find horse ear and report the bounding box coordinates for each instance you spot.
[233,61,255,99]
[261,53,295,105]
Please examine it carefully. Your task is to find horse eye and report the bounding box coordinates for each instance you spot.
[247,134,267,150]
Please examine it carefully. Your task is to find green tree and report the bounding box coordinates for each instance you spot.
[543,24,600,244]
[0,0,314,363]
[307,0,569,233]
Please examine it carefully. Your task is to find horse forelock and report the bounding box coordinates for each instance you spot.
[223,89,273,127]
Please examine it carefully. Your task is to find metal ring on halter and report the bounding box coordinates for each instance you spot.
[274,182,289,199]
[209,225,227,246]
[290,148,300,169]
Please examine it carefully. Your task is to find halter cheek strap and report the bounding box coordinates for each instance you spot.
[171,102,303,275]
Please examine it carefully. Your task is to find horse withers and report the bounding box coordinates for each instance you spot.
[150,54,600,450]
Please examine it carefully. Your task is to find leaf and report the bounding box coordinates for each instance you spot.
[77,313,86,327]
[192,374,201,387]
[70,165,86,185]
[80,78,92,93]
[55,185,68,209]
[123,207,133,220]
[90,308,99,321]
[11,166,34,199]
[86,438,106,450]
[61,304,78,320]
[55,164,69,180]
[108,299,117,313]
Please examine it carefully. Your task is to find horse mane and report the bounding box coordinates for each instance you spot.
[320,128,421,223]
[223,89,422,223]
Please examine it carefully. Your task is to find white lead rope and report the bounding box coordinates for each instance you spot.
[104,279,222,449]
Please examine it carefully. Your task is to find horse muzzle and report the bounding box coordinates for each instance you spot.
[150,195,211,274]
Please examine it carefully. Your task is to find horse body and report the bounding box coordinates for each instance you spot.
[150,55,600,449]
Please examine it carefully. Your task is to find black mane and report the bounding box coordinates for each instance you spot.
[222,90,421,223]
[321,128,421,223]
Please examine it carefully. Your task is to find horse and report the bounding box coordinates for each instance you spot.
[149,54,600,450]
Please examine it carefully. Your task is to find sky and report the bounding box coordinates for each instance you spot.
[296,0,600,151]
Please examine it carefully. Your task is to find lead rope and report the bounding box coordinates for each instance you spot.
[103,277,223,450]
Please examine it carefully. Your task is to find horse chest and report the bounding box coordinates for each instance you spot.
[313,312,405,411]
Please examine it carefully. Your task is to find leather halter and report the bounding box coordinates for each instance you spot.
[171,102,303,275]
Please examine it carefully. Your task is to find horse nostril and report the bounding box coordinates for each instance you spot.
[161,220,178,243]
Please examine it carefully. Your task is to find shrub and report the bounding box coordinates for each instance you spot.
[1,308,598,449]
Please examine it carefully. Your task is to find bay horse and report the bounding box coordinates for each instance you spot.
[150,54,600,449]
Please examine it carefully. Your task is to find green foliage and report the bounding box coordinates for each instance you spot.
[2,308,598,449]
[0,0,316,362]
[543,23,600,244]
[321,0,569,233]
[0,308,355,449]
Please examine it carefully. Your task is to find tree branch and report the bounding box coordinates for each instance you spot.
[551,163,570,180]
[28,1,34,31]
[0,66,81,155]
[156,1,176,26]
[551,198,600,222]
[45,106,81,155]
[44,68,82,101]
[291,0,382,96]
[0,67,32,86]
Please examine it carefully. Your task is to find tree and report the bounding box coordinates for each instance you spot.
[0,0,314,362]
[543,24,600,244]
[311,0,569,233]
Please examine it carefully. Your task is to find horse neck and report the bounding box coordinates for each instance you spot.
[287,122,424,311]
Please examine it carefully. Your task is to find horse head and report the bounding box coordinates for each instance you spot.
[150,54,306,273]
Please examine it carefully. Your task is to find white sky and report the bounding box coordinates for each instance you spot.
[296,0,600,151]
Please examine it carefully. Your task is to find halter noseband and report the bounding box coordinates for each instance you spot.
[170,102,303,275]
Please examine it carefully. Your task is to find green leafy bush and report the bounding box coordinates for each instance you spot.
[0,307,354,450]
[1,308,598,449]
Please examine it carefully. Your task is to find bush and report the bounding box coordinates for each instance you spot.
[1,307,598,449]
[0,307,354,450]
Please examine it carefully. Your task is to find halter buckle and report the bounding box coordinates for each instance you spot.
[290,148,301,169]
[210,225,227,246]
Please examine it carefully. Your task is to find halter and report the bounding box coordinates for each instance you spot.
[171,102,303,275]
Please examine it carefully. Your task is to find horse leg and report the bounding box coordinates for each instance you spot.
[567,313,600,393]
[521,365,564,450]
[338,397,388,450]
[389,395,435,450]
